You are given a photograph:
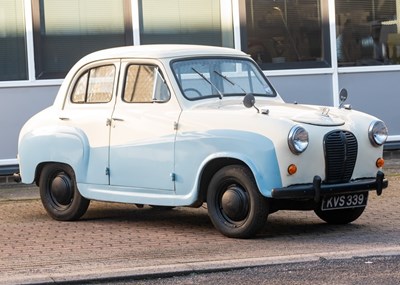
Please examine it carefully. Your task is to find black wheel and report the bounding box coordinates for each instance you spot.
[207,165,268,238]
[39,163,90,221]
[314,193,368,224]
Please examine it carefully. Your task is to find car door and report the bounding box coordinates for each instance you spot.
[59,60,119,185]
[109,60,181,191]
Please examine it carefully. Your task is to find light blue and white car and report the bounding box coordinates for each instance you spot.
[17,45,389,238]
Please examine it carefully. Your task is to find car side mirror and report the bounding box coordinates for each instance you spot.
[243,93,255,108]
[243,93,260,113]
[338,88,352,110]
[339,88,348,109]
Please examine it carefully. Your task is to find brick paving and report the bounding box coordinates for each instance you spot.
[0,160,399,284]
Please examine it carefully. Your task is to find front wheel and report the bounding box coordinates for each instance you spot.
[39,163,90,221]
[207,165,268,238]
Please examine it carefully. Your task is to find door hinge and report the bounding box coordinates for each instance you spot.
[105,167,110,176]
[173,121,178,130]
[106,118,112,126]
[170,172,176,181]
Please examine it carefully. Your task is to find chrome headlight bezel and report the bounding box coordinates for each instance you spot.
[288,125,309,154]
[368,120,388,147]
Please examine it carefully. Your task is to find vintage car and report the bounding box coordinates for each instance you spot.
[17,45,389,238]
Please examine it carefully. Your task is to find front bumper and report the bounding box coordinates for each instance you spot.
[271,171,388,202]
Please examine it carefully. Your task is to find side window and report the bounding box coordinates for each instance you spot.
[71,65,115,103]
[123,64,170,103]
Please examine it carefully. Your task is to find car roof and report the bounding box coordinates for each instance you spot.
[79,44,248,63]
[55,45,251,109]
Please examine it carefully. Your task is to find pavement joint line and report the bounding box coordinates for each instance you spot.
[4,247,400,285]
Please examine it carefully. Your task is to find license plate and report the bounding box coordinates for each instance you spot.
[321,193,367,211]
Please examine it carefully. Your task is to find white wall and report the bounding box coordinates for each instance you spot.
[0,86,58,160]
[339,71,400,139]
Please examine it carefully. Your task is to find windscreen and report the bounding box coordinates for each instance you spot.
[171,58,276,100]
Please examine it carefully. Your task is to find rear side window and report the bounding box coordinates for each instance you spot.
[71,65,115,103]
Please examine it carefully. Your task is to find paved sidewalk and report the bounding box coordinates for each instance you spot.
[0,156,399,284]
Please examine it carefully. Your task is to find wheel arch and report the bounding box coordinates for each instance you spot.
[34,162,75,187]
[18,126,89,184]
[196,157,251,206]
[194,149,281,206]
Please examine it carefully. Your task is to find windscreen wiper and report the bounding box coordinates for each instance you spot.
[213,70,247,94]
[214,71,261,113]
[191,68,223,99]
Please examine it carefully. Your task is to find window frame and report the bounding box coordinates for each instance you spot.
[0,0,28,81]
[69,63,117,105]
[122,63,170,104]
[31,0,133,80]
[335,0,399,67]
[170,56,277,101]
[239,0,332,70]
[137,0,234,48]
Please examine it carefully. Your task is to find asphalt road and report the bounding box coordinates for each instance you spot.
[94,255,400,285]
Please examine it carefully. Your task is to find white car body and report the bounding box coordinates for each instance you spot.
[17,45,388,238]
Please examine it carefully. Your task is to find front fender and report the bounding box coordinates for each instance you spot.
[174,130,282,199]
[18,126,89,183]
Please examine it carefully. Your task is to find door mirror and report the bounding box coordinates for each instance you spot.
[243,93,256,108]
[339,88,348,108]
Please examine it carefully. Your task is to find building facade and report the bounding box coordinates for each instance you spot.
[1,0,399,171]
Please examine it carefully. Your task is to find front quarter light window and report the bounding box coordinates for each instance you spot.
[369,120,388,146]
[288,126,309,154]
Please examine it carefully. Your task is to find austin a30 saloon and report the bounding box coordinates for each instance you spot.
[17,45,389,238]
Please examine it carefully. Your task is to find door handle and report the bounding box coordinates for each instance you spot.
[107,118,124,126]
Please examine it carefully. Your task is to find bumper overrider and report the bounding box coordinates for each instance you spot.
[271,171,388,202]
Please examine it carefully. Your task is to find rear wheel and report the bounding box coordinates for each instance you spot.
[39,163,90,221]
[207,165,268,238]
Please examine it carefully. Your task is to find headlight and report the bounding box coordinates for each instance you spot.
[288,126,309,154]
[368,120,388,146]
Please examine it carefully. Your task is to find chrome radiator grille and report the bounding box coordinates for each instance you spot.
[324,130,358,183]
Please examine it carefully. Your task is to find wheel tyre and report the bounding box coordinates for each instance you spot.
[39,163,90,221]
[314,193,368,224]
[207,165,268,238]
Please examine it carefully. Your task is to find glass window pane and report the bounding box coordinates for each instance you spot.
[244,0,326,69]
[87,65,115,103]
[336,0,399,66]
[0,0,27,81]
[171,58,275,101]
[71,65,115,103]
[124,65,155,103]
[139,0,234,47]
[71,72,88,103]
[34,0,132,79]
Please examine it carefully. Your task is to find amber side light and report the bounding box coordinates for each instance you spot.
[376,158,385,168]
[287,164,297,175]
